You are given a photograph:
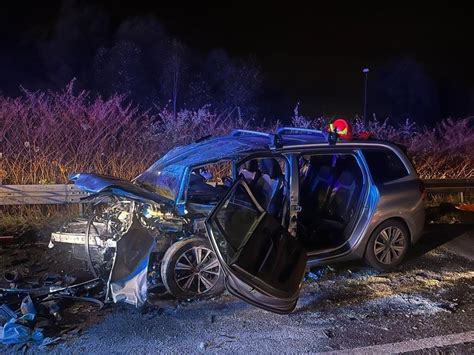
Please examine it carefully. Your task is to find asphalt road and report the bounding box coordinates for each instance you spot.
[2,224,474,354]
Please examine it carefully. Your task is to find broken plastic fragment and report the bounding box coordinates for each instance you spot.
[0,304,17,322]
[0,313,36,345]
[20,295,36,316]
[0,322,31,345]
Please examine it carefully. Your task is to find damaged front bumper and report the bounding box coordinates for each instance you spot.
[50,173,186,308]
[50,220,116,248]
[50,215,157,307]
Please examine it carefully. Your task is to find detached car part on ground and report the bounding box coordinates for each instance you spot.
[50,125,425,314]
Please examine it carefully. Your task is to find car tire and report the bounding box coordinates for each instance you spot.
[161,237,225,299]
[364,219,410,272]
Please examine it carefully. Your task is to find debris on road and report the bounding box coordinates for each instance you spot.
[0,295,41,345]
[0,279,104,346]
[3,267,29,283]
[0,243,107,348]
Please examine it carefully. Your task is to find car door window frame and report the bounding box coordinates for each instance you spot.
[236,152,291,220]
[291,148,373,256]
[209,179,266,264]
[206,177,307,305]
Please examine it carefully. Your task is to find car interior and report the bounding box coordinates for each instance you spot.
[298,153,364,251]
[187,161,233,205]
[229,154,365,253]
[238,157,287,219]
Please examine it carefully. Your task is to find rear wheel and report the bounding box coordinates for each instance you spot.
[161,237,224,299]
[364,220,410,271]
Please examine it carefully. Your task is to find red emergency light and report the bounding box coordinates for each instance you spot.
[328,118,353,142]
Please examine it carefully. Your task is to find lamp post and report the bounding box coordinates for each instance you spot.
[363,67,369,127]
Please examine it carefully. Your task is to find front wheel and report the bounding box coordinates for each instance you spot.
[364,220,410,271]
[161,237,224,299]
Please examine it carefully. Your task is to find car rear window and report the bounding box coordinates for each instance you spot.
[362,149,409,183]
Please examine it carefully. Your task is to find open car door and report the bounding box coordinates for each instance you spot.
[205,179,307,314]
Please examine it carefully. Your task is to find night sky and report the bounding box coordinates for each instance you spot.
[2,1,474,121]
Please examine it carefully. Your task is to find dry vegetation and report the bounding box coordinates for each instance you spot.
[1,84,473,186]
[0,83,248,185]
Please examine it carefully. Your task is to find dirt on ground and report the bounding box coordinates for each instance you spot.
[0,210,473,353]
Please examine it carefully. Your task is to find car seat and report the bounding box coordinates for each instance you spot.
[300,155,334,225]
[255,158,285,217]
[317,158,363,241]
[301,155,363,248]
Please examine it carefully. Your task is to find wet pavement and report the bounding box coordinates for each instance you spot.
[1,223,473,354]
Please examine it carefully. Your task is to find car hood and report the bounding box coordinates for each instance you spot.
[70,173,173,207]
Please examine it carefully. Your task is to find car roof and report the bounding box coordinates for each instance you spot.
[136,128,409,204]
[153,128,404,170]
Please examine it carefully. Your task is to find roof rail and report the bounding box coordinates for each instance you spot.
[276,127,326,138]
[231,129,271,138]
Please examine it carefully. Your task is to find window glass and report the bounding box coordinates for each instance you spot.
[362,149,408,183]
[211,183,262,263]
[187,160,233,203]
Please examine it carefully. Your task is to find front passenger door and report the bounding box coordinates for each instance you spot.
[205,179,307,314]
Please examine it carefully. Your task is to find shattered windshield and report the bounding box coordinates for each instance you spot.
[135,135,270,202]
[135,164,184,201]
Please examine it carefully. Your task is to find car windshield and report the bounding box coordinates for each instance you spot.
[135,163,184,201]
[135,135,270,202]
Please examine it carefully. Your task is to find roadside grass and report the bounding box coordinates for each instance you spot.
[0,205,80,239]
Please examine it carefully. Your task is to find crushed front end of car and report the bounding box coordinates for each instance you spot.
[49,134,271,307]
[49,173,191,307]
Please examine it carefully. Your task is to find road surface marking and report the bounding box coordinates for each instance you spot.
[322,330,474,354]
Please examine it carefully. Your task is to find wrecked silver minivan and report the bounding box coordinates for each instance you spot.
[51,127,425,314]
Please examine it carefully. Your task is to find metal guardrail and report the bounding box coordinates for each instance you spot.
[0,184,88,205]
[424,179,474,203]
[0,179,473,206]
[423,179,474,193]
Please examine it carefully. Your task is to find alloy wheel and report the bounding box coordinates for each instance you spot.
[373,226,406,265]
[174,246,221,295]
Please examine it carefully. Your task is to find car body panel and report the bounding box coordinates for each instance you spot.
[367,179,425,243]
[107,215,155,307]
[70,172,173,206]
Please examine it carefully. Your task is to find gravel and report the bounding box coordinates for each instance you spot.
[1,225,473,354]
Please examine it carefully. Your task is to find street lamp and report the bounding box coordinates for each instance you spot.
[363,67,369,127]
